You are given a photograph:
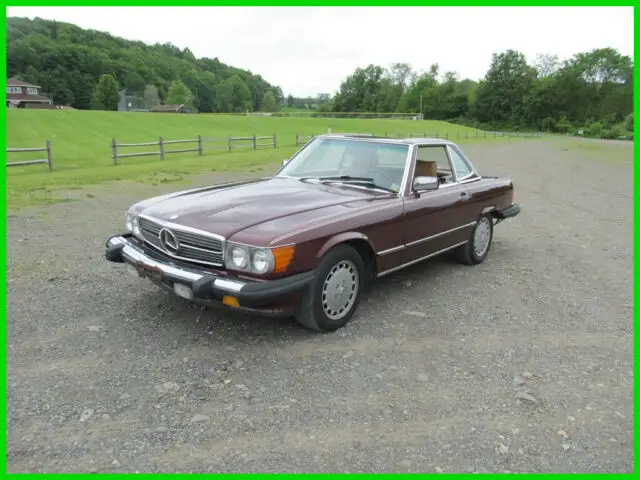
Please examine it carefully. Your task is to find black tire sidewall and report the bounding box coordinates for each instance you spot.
[308,244,365,331]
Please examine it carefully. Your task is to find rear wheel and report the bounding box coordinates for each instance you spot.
[455,215,494,265]
[295,244,365,333]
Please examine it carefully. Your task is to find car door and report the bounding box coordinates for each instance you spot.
[445,144,485,223]
[403,145,475,262]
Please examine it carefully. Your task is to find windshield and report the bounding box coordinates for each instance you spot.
[278,138,410,193]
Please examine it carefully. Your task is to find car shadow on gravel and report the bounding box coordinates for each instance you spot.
[117,248,491,344]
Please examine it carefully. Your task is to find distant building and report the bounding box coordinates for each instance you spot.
[6,78,54,108]
[117,89,148,112]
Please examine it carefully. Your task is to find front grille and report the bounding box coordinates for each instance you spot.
[138,216,224,266]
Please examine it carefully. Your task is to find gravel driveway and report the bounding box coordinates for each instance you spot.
[6,138,634,473]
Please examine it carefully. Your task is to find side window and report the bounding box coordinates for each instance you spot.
[415,146,453,184]
[448,146,473,179]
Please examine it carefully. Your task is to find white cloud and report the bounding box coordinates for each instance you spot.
[6,6,634,97]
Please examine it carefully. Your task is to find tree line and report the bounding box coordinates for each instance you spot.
[6,16,283,113]
[328,49,633,138]
[7,17,633,138]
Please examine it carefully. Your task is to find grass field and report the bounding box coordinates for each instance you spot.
[6,109,535,209]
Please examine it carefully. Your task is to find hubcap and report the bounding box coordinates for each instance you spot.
[473,217,492,257]
[321,260,359,321]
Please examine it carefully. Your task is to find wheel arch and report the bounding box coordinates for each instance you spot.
[316,232,378,292]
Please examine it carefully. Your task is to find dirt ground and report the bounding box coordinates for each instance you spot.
[6,137,634,473]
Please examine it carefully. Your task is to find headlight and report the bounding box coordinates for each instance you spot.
[225,243,294,275]
[125,210,142,238]
[125,212,135,232]
[132,216,141,237]
[230,245,249,269]
[251,249,274,274]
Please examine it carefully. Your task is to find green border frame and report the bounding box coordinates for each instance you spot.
[1,2,637,477]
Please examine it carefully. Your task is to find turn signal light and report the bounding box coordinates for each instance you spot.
[272,245,296,273]
[222,295,240,307]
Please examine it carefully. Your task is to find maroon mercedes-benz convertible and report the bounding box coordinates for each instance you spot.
[106,134,520,332]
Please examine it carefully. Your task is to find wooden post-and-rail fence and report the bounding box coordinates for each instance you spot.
[111,133,277,165]
[111,136,203,165]
[6,140,54,171]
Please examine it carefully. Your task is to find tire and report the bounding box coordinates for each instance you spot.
[455,214,494,265]
[294,244,365,333]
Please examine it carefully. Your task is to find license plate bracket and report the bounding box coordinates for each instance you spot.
[135,261,163,282]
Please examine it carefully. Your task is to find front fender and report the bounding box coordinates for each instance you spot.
[316,231,374,259]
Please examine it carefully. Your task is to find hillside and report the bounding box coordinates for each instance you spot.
[6,16,282,112]
[6,109,495,208]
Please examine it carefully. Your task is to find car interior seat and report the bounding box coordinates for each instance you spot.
[414,160,438,177]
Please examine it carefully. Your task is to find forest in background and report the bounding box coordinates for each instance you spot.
[327,48,633,138]
[6,16,634,138]
[6,16,283,113]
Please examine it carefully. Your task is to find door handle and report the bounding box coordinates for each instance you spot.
[460,191,470,201]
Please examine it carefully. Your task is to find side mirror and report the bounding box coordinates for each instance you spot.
[412,176,439,193]
[282,159,289,166]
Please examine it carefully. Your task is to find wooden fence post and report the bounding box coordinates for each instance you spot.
[46,140,53,171]
[198,135,203,156]
[444,132,448,140]
[228,136,232,152]
[159,137,165,160]
[112,138,119,165]
[273,133,276,148]
[295,134,299,146]
[253,134,257,150]
[436,132,439,139]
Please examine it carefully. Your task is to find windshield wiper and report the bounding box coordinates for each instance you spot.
[317,175,375,182]
[316,176,396,193]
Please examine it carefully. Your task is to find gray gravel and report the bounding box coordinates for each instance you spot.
[6,138,633,473]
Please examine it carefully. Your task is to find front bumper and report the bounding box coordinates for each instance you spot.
[105,234,315,316]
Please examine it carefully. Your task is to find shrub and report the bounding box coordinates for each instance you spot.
[540,117,556,132]
[555,116,572,134]
[586,121,603,137]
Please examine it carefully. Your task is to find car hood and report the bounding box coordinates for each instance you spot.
[135,177,384,240]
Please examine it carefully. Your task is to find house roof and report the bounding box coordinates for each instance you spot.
[7,77,41,88]
[150,104,185,112]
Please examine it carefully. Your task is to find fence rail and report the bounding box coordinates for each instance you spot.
[112,133,276,164]
[8,130,546,172]
[295,134,316,146]
[6,140,53,171]
[112,136,204,165]
[296,130,545,144]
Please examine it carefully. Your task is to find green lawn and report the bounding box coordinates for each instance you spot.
[5,109,531,209]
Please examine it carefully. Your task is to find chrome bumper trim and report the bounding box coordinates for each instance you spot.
[107,236,246,293]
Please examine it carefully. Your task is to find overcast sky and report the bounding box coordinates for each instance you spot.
[6,6,634,97]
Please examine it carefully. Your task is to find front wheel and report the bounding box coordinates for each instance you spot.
[455,215,494,265]
[294,244,365,333]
